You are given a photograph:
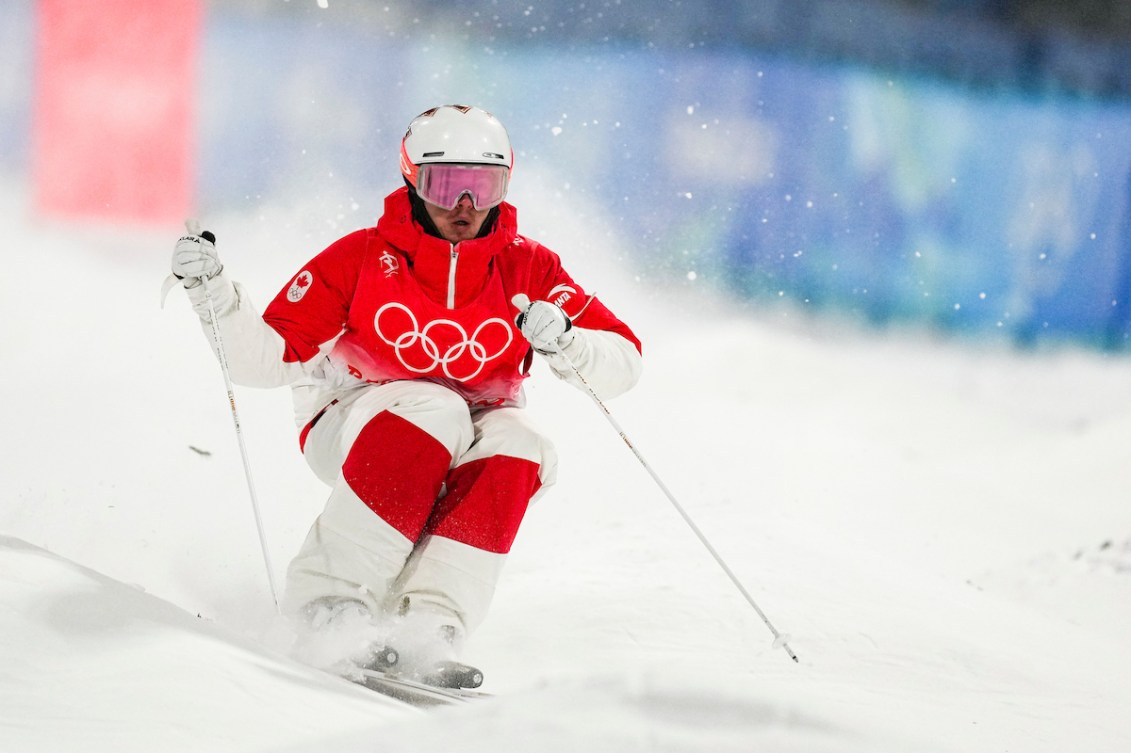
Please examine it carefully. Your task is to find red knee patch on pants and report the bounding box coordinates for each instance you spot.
[342,411,452,541]
[426,456,541,554]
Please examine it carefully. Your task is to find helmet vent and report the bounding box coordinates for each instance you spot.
[483,152,505,160]
[423,151,445,158]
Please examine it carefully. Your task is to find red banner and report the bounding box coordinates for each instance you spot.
[32,0,203,223]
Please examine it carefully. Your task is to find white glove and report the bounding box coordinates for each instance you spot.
[171,219,222,288]
[514,295,574,353]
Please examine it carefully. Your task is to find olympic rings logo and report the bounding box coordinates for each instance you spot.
[373,302,513,382]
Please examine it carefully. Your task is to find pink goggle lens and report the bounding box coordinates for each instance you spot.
[417,163,509,211]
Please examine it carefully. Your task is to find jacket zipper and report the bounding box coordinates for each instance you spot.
[446,244,458,309]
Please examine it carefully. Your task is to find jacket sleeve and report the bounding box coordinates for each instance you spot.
[184,273,318,387]
[183,232,363,388]
[543,324,643,400]
[525,242,643,400]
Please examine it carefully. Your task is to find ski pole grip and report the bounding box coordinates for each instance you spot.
[184,218,216,244]
[512,294,531,329]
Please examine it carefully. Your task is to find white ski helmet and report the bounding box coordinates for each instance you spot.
[400,105,513,190]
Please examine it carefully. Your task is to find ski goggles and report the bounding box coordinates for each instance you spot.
[416,163,510,211]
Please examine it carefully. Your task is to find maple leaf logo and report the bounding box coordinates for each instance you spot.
[287,271,314,303]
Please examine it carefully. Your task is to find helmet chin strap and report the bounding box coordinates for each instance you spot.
[405,182,500,241]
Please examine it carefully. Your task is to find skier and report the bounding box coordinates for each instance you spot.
[169,104,642,685]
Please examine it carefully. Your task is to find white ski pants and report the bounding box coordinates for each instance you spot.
[282,380,556,639]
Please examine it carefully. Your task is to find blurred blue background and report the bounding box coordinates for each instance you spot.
[5,0,1131,347]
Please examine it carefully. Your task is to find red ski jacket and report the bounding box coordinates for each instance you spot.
[186,187,643,431]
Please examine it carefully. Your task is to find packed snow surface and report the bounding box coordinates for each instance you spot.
[2,187,1130,752]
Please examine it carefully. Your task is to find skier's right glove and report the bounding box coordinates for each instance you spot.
[161,218,238,315]
[171,219,222,288]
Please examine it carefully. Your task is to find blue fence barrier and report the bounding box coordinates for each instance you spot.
[5,2,1131,347]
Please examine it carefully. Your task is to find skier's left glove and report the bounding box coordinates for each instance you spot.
[515,297,574,354]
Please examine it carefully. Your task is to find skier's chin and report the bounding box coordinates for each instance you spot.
[443,222,478,243]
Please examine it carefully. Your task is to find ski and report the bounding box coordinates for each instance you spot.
[352,667,492,708]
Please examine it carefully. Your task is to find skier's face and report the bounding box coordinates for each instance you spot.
[424,193,490,244]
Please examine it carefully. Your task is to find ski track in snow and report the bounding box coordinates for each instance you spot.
[2,185,1131,751]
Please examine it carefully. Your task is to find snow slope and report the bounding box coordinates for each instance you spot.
[0,535,413,752]
[3,183,1131,752]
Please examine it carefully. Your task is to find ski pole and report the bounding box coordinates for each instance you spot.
[193,224,282,613]
[515,296,798,662]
